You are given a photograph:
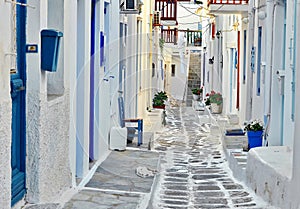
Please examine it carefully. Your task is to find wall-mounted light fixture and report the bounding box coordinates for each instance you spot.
[242,17,249,24]
[209,56,214,64]
[216,30,222,39]
[258,11,266,20]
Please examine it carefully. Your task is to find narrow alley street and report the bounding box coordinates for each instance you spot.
[149,103,276,209]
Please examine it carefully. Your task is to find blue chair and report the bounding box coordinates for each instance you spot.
[118,97,143,146]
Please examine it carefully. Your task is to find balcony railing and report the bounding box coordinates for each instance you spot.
[155,0,177,24]
[208,0,249,5]
[161,29,202,47]
[186,30,202,46]
[161,28,178,44]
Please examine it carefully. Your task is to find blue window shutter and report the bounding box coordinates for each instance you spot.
[100,31,104,66]
[251,46,255,72]
[257,27,262,96]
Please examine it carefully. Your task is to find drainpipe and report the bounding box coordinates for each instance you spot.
[263,0,278,146]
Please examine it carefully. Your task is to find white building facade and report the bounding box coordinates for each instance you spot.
[0,0,155,208]
[203,0,300,208]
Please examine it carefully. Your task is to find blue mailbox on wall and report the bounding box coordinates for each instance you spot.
[41,29,63,72]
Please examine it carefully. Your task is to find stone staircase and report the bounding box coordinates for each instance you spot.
[186,52,201,106]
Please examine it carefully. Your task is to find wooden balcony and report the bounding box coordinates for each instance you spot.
[161,28,178,44]
[155,0,178,25]
[161,29,202,47]
[186,30,202,46]
[208,0,249,14]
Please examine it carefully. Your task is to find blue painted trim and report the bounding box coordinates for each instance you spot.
[89,0,96,160]
[257,27,262,96]
[119,23,123,92]
[100,32,104,66]
[230,48,234,112]
[104,2,109,73]
[251,46,255,72]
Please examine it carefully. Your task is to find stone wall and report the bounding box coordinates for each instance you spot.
[0,101,12,208]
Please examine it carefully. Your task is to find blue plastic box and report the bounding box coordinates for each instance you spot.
[41,29,63,72]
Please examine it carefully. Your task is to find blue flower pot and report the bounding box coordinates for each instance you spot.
[247,131,263,149]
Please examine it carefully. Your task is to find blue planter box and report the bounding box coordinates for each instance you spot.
[247,130,263,149]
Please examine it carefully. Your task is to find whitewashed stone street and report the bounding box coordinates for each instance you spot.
[149,104,277,209]
[25,104,279,209]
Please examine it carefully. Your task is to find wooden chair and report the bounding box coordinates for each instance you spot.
[118,97,143,146]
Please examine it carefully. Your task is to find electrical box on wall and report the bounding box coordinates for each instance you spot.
[40,29,63,72]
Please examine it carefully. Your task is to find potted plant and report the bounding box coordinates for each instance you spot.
[244,119,264,149]
[152,91,168,109]
[204,93,211,106]
[191,87,203,100]
[207,90,222,113]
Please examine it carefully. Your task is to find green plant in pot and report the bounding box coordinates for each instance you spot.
[206,90,222,113]
[192,87,203,95]
[153,91,168,109]
[208,90,222,105]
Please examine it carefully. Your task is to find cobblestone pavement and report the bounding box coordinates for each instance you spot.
[149,105,275,209]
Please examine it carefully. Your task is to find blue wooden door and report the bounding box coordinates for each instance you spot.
[11,1,26,206]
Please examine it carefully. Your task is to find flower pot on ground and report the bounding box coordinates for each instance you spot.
[192,87,203,101]
[153,104,165,109]
[247,130,263,149]
[244,119,264,149]
[192,94,200,100]
[152,91,168,109]
[211,103,222,113]
[207,90,222,113]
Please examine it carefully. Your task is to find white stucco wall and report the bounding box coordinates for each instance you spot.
[126,15,138,118]
[139,0,152,118]
[290,0,300,207]
[239,19,249,127]
[26,0,72,203]
[169,54,188,100]
[246,146,293,209]
[177,3,200,30]
[65,0,78,187]
[0,3,12,207]
[282,0,295,148]
[96,0,110,160]
[108,0,120,130]
[268,3,285,146]
[250,3,266,121]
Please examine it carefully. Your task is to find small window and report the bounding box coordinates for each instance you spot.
[171,64,175,77]
[152,63,155,77]
[243,30,247,83]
